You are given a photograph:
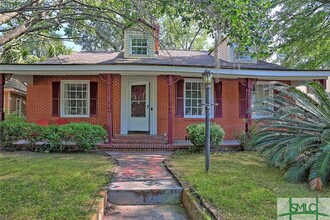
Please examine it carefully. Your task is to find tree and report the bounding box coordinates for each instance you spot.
[65,22,124,52]
[168,0,273,68]
[159,16,209,50]
[1,0,273,66]
[271,0,330,69]
[251,82,330,190]
[0,0,161,63]
[0,33,72,63]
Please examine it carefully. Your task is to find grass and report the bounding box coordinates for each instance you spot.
[0,152,113,220]
[168,152,330,220]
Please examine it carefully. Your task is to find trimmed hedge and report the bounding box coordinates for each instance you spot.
[0,121,107,152]
[186,123,225,152]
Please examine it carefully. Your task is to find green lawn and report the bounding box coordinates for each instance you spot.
[0,152,113,220]
[168,152,330,220]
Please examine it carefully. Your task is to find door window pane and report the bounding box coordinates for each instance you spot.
[131,85,146,117]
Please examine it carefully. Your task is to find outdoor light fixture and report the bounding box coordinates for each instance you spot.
[203,69,212,173]
[202,69,213,84]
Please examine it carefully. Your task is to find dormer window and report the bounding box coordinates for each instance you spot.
[130,38,148,55]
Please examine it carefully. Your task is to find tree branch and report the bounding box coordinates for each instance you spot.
[0,0,41,25]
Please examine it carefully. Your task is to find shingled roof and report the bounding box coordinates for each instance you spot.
[41,50,286,70]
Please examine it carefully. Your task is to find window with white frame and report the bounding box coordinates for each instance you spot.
[16,98,22,116]
[184,80,213,118]
[130,38,148,55]
[251,81,273,118]
[61,81,89,117]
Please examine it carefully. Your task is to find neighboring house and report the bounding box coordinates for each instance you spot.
[4,78,26,116]
[0,22,329,146]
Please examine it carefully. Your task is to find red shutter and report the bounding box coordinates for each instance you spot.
[239,80,247,118]
[214,81,222,118]
[90,82,98,116]
[52,82,60,116]
[176,79,184,117]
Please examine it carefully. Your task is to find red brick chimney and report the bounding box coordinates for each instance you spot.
[153,23,160,54]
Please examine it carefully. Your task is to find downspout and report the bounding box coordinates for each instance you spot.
[246,78,252,132]
[0,74,4,121]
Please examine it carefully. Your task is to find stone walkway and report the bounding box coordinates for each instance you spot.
[104,151,189,220]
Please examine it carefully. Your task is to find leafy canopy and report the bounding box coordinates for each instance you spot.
[271,0,330,69]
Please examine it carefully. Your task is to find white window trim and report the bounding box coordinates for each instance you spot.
[183,79,214,119]
[251,81,274,119]
[129,36,149,56]
[16,98,22,116]
[60,80,90,118]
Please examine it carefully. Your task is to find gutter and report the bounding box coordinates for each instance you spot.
[0,64,329,79]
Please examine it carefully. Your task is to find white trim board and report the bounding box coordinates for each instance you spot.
[1,64,329,79]
[120,76,157,135]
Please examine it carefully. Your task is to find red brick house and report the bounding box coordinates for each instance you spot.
[0,25,329,147]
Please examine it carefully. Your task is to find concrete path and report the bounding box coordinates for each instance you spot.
[104,151,189,220]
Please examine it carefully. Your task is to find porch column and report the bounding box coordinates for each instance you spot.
[246,78,253,131]
[168,75,173,145]
[0,74,4,121]
[106,74,113,144]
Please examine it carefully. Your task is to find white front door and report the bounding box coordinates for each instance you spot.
[128,82,149,132]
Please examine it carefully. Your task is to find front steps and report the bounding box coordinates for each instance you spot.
[105,205,189,220]
[105,152,189,219]
[108,180,183,205]
[98,134,180,151]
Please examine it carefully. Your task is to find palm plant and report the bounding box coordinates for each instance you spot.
[250,81,330,190]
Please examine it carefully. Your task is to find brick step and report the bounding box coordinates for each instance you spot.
[113,134,166,141]
[112,138,166,144]
[98,144,181,151]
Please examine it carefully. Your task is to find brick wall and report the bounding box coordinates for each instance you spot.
[27,75,108,127]
[172,79,244,140]
[28,75,250,140]
[157,76,168,135]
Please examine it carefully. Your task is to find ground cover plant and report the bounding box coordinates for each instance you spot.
[168,152,330,220]
[0,152,112,220]
[250,82,330,190]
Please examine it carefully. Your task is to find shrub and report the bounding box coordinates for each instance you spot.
[58,123,107,151]
[234,122,257,151]
[0,121,107,153]
[186,123,225,152]
[4,114,26,123]
[0,121,26,150]
[0,121,42,150]
[37,125,61,153]
[251,81,330,190]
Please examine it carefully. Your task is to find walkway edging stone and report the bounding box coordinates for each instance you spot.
[91,191,107,220]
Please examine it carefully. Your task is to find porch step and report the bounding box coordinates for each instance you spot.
[112,138,165,144]
[98,144,175,151]
[113,134,166,140]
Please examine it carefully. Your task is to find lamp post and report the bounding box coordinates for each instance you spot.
[202,69,212,173]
